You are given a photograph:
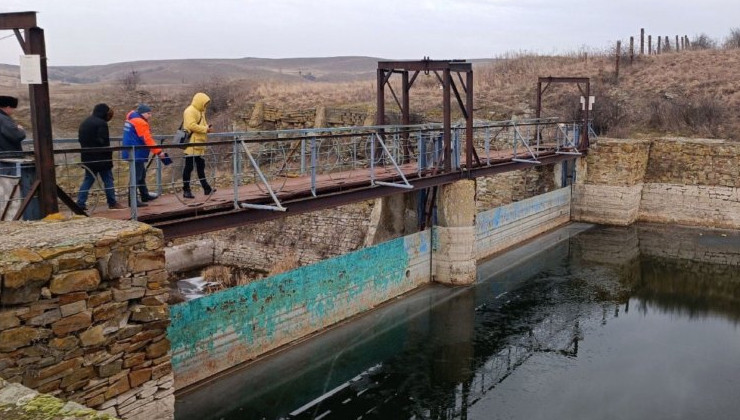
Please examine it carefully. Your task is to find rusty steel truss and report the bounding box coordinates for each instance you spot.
[536,77,591,149]
[377,59,477,173]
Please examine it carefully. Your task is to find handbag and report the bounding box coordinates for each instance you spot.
[174,122,192,144]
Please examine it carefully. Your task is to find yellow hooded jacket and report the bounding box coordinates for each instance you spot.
[183,92,211,156]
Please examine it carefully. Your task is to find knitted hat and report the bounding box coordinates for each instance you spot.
[136,104,152,114]
[0,96,19,108]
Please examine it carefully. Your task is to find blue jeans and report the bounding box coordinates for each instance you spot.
[77,168,117,207]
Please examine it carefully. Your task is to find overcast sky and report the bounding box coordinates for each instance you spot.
[1,0,738,66]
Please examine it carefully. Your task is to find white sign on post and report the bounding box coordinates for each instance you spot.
[580,96,595,111]
[20,55,42,84]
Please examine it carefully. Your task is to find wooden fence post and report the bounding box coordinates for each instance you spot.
[657,36,662,54]
[648,35,652,55]
[615,40,621,80]
[676,35,680,51]
[641,28,645,55]
[630,36,634,64]
[665,36,670,52]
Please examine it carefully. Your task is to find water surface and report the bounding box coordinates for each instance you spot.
[176,224,740,420]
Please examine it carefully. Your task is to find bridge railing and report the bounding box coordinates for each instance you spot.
[1,118,584,220]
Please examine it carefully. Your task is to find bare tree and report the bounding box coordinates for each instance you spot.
[724,27,740,49]
[691,33,717,50]
[120,69,140,93]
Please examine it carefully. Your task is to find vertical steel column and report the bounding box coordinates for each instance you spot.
[376,69,385,126]
[443,68,451,172]
[401,70,410,163]
[27,27,58,215]
[465,70,473,171]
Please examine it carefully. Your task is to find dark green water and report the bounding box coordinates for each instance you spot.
[176,224,740,420]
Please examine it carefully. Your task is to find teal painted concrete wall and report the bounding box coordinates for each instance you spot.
[169,230,431,389]
[475,187,571,259]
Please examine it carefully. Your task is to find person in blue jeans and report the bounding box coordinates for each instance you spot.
[76,103,125,211]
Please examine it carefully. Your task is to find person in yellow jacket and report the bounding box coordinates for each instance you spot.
[182,92,215,198]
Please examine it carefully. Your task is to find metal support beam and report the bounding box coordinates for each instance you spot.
[536,76,591,151]
[443,68,451,172]
[27,26,59,215]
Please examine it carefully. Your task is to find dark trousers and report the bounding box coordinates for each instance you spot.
[182,155,210,192]
[134,160,150,200]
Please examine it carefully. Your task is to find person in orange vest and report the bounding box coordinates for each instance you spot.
[122,104,165,207]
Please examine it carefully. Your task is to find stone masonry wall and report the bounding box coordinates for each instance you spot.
[214,202,374,273]
[638,138,740,229]
[0,218,173,419]
[476,165,556,211]
[571,138,651,225]
[572,137,740,229]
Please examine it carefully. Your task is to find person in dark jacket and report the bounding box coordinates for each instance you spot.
[76,103,125,210]
[0,95,26,161]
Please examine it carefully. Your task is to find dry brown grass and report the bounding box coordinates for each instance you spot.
[7,48,740,141]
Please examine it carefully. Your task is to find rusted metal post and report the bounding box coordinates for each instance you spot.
[465,69,473,171]
[630,36,634,64]
[640,28,645,55]
[401,70,410,162]
[27,26,59,215]
[376,69,385,125]
[443,68,451,172]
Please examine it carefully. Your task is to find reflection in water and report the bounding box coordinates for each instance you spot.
[176,224,740,420]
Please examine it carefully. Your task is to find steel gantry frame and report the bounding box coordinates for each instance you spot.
[536,77,591,150]
[377,59,478,174]
[0,11,70,217]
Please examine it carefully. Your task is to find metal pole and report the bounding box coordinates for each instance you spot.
[128,148,137,220]
[27,27,58,215]
[376,69,385,126]
[232,139,239,208]
[465,69,473,172]
[443,68,451,172]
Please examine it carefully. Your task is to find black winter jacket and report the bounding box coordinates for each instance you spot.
[78,104,113,172]
[0,109,26,158]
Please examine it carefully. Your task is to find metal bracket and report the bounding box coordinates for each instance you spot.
[555,123,583,156]
[239,140,287,212]
[372,133,413,189]
[511,124,541,164]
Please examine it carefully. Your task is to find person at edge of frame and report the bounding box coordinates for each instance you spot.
[0,95,27,172]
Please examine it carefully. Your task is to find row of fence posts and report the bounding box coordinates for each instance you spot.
[615,28,691,79]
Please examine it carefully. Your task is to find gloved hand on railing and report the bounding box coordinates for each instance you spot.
[157,152,172,166]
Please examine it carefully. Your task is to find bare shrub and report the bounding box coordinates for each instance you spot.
[692,33,717,50]
[193,77,232,113]
[119,70,140,93]
[591,91,630,136]
[646,94,725,137]
[723,28,740,49]
[202,265,259,294]
[269,251,300,276]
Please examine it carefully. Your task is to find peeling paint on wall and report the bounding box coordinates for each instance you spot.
[169,231,431,389]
